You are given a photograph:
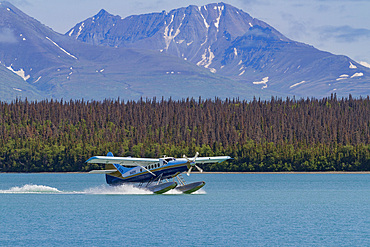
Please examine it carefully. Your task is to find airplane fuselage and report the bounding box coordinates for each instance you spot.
[106,159,189,185]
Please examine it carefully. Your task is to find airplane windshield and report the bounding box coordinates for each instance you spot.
[162,157,175,164]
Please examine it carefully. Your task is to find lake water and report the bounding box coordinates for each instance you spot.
[0,173,369,246]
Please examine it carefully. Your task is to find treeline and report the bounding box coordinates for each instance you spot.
[0,95,369,172]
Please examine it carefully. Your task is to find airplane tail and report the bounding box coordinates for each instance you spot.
[105,152,130,185]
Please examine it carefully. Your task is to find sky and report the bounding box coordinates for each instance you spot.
[7,0,370,64]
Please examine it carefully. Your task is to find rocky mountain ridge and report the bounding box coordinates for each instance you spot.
[0,1,369,101]
[0,1,267,101]
[67,2,370,98]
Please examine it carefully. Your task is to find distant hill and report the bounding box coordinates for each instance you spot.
[0,1,369,101]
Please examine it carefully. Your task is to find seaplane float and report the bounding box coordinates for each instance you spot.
[86,152,231,194]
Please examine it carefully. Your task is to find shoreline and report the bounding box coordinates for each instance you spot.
[1,171,369,174]
[200,171,370,174]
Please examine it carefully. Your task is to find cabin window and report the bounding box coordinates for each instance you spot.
[140,168,142,172]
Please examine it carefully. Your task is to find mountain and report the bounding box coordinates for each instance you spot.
[67,2,370,98]
[0,1,274,101]
[0,2,369,101]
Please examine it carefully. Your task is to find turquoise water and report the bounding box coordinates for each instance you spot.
[0,173,369,246]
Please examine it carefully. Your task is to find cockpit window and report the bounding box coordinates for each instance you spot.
[165,158,175,162]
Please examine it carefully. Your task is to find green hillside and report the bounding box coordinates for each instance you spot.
[0,96,369,172]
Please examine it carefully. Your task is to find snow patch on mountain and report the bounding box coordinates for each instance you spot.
[46,37,78,60]
[198,9,209,29]
[34,76,41,83]
[351,72,363,78]
[200,36,208,47]
[253,77,269,89]
[214,5,224,31]
[359,61,370,68]
[290,81,306,88]
[6,65,30,81]
[197,46,215,69]
[336,74,349,81]
[349,62,357,69]
[77,23,85,38]
[19,34,26,41]
[95,68,104,73]
[163,14,183,51]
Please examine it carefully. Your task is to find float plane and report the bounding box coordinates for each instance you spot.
[86,152,231,194]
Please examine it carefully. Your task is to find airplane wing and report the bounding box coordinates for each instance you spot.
[86,156,159,167]
[194,156,231,164]
[88,169,117,174]
[175,156,232,164]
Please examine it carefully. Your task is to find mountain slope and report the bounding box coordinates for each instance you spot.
[67,2,370,98]
[0,1,274,101]
[219,29,370,97]
[0,64,44,101]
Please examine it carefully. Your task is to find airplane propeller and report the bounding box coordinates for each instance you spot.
[183,152,203,176]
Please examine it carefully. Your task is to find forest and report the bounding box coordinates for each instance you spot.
[0,95,369,172]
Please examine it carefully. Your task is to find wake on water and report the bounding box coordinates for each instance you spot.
[0,184,206,195]
[84,184,153,195]
[0,184,62,194]
[0,184,152,195]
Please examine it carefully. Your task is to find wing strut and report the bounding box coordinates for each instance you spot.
[139,165,156,176]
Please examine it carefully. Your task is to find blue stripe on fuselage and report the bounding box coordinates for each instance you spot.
[106,160,188,185]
